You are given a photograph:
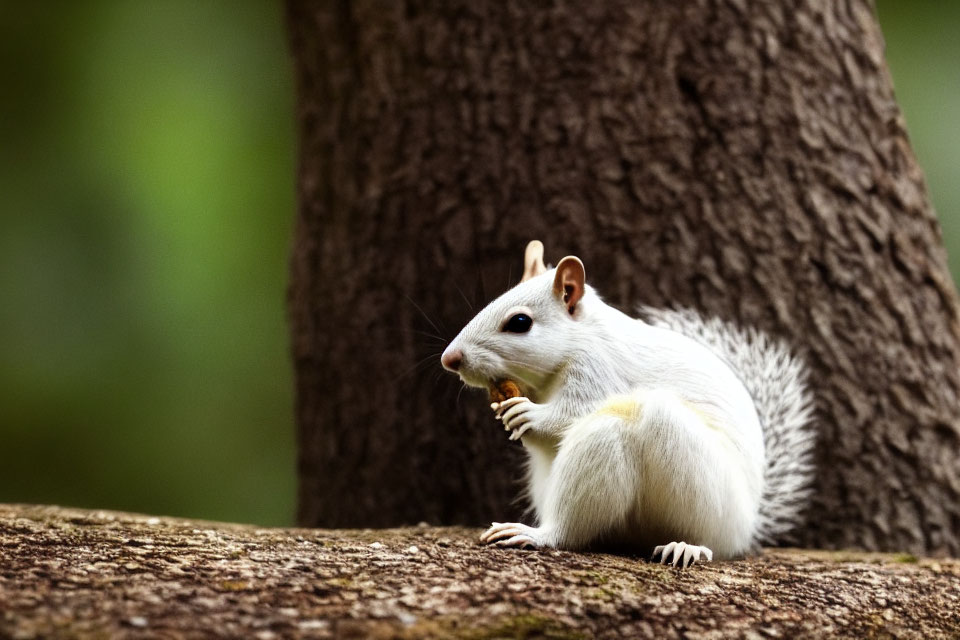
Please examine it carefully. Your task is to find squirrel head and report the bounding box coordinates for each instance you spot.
[441,240,590,397]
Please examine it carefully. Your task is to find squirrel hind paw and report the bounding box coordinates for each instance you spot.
[652,541,713,568]
[479,522,546,549]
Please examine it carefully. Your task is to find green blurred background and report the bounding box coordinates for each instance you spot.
[0,2,956,527]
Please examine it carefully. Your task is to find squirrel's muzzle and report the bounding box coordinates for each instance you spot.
[441,347,463,372]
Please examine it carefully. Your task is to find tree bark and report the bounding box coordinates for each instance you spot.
[2,504,959,638]
[286,0,960,555]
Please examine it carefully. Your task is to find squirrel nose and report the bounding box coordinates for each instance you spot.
[441,348,463,372]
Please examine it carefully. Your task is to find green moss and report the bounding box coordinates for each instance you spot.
[586,570,609,585]
[893,553,918,563]
[587,588,610,602]
[327,577,355,588]
[217,580,250,591]
[397,614,585,640]
[464,615,586,640]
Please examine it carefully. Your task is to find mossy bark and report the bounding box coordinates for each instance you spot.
[286,0,960,555]
[2,505,959,638]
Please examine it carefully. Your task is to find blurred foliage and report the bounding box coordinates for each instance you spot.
[0,2,295,525]
[876,1,960,275]
[0,2,955,527]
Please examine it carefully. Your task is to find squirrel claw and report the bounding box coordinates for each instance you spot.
[495,397,538,441]
[652,541,712,568]
[494,534,538,549]
[493,396,528,419]
[508,424,531,440]
[480,522,545,549]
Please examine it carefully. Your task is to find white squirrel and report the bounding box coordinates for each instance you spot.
[441,240,815,567]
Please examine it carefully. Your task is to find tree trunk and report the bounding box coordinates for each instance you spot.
[4,504,959,638]
[286,0,960,555]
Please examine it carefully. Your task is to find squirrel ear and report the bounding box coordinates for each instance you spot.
[552,256,585,315]
[521,240,547,283]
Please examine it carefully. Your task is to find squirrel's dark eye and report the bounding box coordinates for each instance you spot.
[503,314,533,333]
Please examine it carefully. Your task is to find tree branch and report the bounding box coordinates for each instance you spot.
[2,504,957,638]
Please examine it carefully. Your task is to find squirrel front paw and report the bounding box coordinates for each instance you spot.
[490,396,542,440]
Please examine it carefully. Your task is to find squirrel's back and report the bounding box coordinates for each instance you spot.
[640,307,816,545]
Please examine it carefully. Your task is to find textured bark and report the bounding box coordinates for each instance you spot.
[2,504,959,639]
[287,0,960,555]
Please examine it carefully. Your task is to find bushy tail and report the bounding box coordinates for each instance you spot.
[640,307,816,545]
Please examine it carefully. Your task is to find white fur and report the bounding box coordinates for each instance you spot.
[639,307,816,545]
[443,267,814,560]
